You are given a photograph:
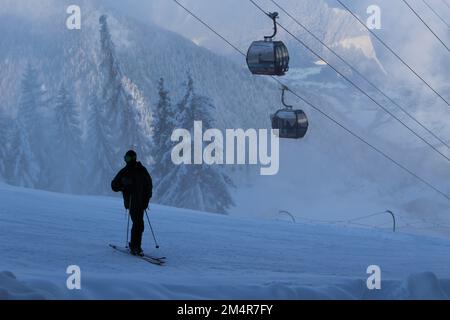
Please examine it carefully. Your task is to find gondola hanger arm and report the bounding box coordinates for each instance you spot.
[281,85,293,109]
[264,12,279,40]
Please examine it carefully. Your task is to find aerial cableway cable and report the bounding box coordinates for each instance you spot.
[170,0,450,201]
[249,0,450,164]
[444,0,450,10]
[402,0,450,52]
[422,0,450,28]
[269,0,450,152]
[336,0,450,107]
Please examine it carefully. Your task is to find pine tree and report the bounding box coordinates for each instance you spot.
[18,63,53,189]
[152,78,178,199]
[121,76,152,165]
[8,118,39,187]
[97,15,152,175]
[99,14,122,142]
[157,75,234,214]
[8,63,44,187]
[86,93,116,194]
[18,64,43,134]
[0,112,10,180]
[52,85,84,193]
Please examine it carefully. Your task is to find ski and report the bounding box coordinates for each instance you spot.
[109,244,166,266]
[142,254,166,264]
[140,252,166,262]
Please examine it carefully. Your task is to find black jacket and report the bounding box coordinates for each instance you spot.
[111,161,153,211]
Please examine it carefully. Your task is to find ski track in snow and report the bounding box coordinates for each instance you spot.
[1,183,450,300]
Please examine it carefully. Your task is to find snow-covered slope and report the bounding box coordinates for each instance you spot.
[2,183,450,299]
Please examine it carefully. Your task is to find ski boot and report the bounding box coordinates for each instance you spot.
[128,243,144,256]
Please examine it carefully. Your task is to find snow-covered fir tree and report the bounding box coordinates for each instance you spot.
[7,118,40,187]
[86,93,116,194]
[152,78,178,199]
[51,85,84,193]
[98,14,123,167]
[0,112,10,180]
[7,64,46,187]
[157,75,234,214]
[121,76,152,163]
[20,64,50,187]
[98,15,152,172]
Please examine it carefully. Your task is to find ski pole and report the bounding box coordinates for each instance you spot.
[125,209,130,248]
[145,209,160,249]
[125,196,132,248]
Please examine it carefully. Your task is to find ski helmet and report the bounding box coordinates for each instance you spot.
[124,150,137,163]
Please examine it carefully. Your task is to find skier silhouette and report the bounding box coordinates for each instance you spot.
[111,150,153,256]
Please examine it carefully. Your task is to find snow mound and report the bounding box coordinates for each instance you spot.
[2,272,450,300]
[0,271,45,300]
[402,272,450,300]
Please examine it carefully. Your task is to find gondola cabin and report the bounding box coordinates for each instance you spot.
[246,12,290,76]
[271,109,308,139]
[246,40,290,76]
